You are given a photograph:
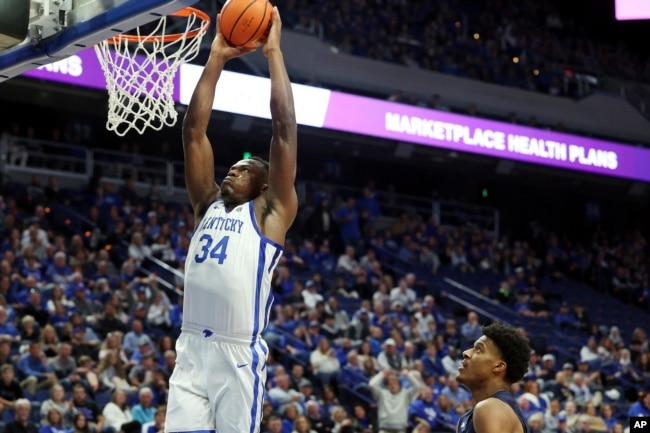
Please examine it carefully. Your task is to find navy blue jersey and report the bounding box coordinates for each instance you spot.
[458,390,530,433]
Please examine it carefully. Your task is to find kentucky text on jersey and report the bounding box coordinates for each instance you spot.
[198,216,245,233]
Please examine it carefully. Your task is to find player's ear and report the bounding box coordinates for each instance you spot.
[493,361,506,372]
[261,182,269,192]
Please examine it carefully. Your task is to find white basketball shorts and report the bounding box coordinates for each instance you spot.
[165,327,268,433]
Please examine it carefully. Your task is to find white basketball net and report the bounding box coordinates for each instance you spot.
[94,11,208,136]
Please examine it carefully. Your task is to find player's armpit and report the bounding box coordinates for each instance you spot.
[472,399,523,433]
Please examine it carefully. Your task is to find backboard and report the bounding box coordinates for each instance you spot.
[0,0,201,82]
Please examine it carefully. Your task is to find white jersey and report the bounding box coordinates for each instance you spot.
[183,199,283,340]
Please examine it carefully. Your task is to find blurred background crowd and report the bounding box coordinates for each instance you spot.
[0,0,649,433]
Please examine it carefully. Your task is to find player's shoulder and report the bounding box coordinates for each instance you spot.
[473,396,522,433]
[473,396,516,421]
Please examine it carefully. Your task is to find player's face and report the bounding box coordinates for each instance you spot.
[220,160,267,202]
[457,335,503,386]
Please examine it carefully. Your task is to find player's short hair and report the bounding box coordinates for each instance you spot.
[482,323,530,384]
[250,156,269,175]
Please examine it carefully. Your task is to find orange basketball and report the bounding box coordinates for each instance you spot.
[219,0,273,49]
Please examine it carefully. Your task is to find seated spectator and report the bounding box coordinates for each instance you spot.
[19,314,41,346]
[336,246,360,275]
[408,386,443,432]
[338,350,367,390]
[348,404,376,433]
[123,319,155,358]
[97,350,133,394]
[0,305,20,344]
[627,388,650,417]
[282,405,299,433]
[70,413,91,433]
[128,352,157,389]
[0,364,24,411]
[598,403,617,432]
[579,337,601,366]
[292,414,318,433]
[441,347,463,377]
[390,278,416,312]
[17,340,57,395]
[440,376,472,408]
[47,342,79,392]
[102,389,135,433]
[609,348,644,390]
[141,404,166,433]
[304,399,333,433]
[460,311,482,347]
[98,332,128,367]
[302,280,324,310]
[376,338,404,373]
[131,387,155,425]
[267,373,305,416]
[68,383,105,432]
[74,356,100,396]
[527,292,551,318]
[39,408,68,433]
[527,412,545,433]
[310,338,341,387]
[5,398,38,433]
[554,303,579,329]
[40,384,71,428]
[324,297,350,336]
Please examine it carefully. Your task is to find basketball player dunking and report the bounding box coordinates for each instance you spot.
[456,323,532,433]
[165,7,297,433]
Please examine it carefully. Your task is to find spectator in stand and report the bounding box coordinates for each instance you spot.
[440,375,472,408]
[554,302,579,330]
[376,338,404,373]
[44,251,74,288]
[68,383,104,433]
[336,246,360,276]
[5,398,38,433]
[47,341,81,392]
[302,280,324,310]
[336,198,362,247]
[131,386,155,425]
[305,194,340,252]
[310,338,341,387]
[39,384,71,427]
[408,386,443,432]
[0,305,20,344]
[101,388,133,432]
[390,278,416,312]
[269,373,305,416]
[338,350,367,390]
[368,368,423,432]
[460,311,482,347]
[628,389,650,417]
[39,407,68,433]
[0,363,24,411]
[579,337,601,366]
[141,404,166,433]
[70,412,91,433]
[17,340,57,395]
[122,319,155,358]
[298,240,320,272]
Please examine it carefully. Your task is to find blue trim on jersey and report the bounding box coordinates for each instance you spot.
[268,247,282,273]
[248,239,266,433]
[247,201,284,251]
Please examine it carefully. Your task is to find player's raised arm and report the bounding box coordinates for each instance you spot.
[263,7,298,227]
[182,15,255,216]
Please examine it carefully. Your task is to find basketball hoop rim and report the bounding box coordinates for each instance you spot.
[106,7,211,44]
